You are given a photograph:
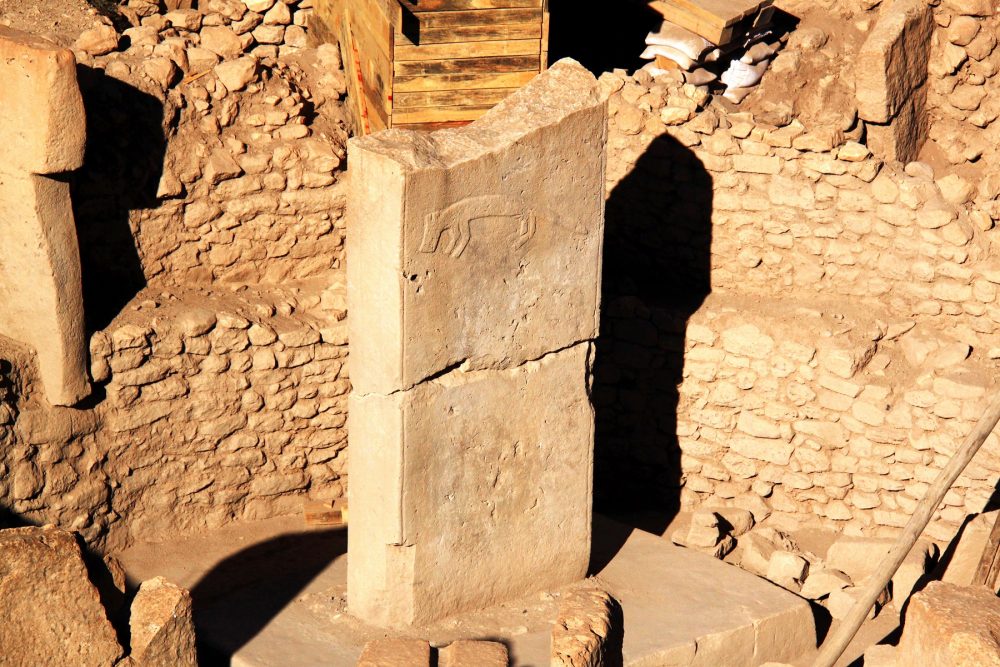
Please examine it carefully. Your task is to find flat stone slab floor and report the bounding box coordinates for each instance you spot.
[118,515,816,666]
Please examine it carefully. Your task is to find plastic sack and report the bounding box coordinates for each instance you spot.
[645,21,712,60]
[741,41,777,64]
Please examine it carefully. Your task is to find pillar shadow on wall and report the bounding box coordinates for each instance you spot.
[186,526,348,665]
[590,132,713,572]
[547,0,662,75]
[71,66,166,332]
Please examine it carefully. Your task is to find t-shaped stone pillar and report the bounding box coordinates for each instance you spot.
[346,59,607,627]
[0,27,90,406]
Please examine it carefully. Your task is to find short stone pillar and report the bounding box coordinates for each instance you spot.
[346,59,607,627]
[855,0,934,163]
[0,27,89,406]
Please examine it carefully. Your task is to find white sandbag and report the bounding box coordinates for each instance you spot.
[720,58,770,89]
[645,21,712,60]
[684,68,718,86]
[741,41,777,64]
[639,44,695,70]
[641,62,670,78]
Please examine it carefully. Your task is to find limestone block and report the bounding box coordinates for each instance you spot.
[357,639,431,667]
[551,587,617,667]
[439,640,508,667]
[897,581,1000,666]
[0,28,86,173]
[129,577,198,667]
[865,84,929,164]
[0,526,123,665]
[856,0,934,124]
[348,342,595,626]
[0,170,90,405]
[347,59,606,396]
[942,510,1000,592]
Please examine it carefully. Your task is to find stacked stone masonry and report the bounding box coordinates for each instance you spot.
[5,0,1000,562]
[599,0,1000,542]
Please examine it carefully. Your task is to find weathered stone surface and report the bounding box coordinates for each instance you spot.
[0,27,86,172]
[347,59,605,627]
[357,639,431,667]
[348,343,594,626]
[347,59,606,396]
[856,0,934,124]
[897,581,1000,666]
[942,510,1000,592]
[865,84,929,163]
[0,526,122,665]
[0,171,90,406]
[439,639,508,667]
[551,587,617,667]
[0,28,89,406]
[129,576,197,667]
[856,0,932,163]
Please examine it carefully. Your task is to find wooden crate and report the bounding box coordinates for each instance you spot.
[312,0,550,135]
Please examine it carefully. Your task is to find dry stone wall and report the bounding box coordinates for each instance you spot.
[599,56,1000,541]
[2,285,348,551]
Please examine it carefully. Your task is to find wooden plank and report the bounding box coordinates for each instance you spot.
[394,119,474,131]
[410,0,542,10]
[395,70,536,92]
[974,511,1000,589]
[304,499,349,527]
[413,8,541,27]
[649,0,728,44]
[311,0,340,46]
[662,0,764,29]
[539,0,549,70]
[394,86,515,108]
[392,103,494,124]
[395,22,542,46]
[395,38,540,61]
[351,0,393,60]
[394,54,539,76]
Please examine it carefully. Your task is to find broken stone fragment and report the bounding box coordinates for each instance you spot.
[74,24,119,56]
[897,581,1000,665]
[799,567,852,600]
[214,56,258,92]
[551,587,617,667]
[357,639,431,667]
[439,640,508,667]
[766,551,809,591]
[0,526,123,665]
[129,576,197,667]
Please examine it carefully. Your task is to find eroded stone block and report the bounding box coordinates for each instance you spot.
[856,0,933,162]
[348,342,595,626]
[346,59,605,628]
[129,576,197,667]
[0,526,123,665]
[439,640,509,667]
[357,639,431,667]
[0,170,89,405]
[347,59,607,396]
[897,581,1000,666]
[0,27,86,173]
[0,27,89,406]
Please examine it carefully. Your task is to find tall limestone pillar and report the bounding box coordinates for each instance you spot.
[346,59,607,627]
[0,27,89,406]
